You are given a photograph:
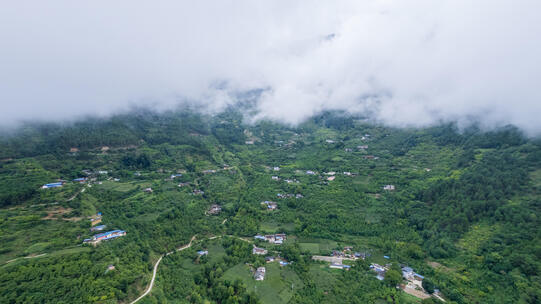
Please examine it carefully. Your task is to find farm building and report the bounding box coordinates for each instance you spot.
[90,225,106,232]
[330,263,351,270]
[252,247,268,255]
[208,204,222,215]
[84,230,126,245]
[41,182,63,189]
[262,201,278,210]
[254,267,266,280]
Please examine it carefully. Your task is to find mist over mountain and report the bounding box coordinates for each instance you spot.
[1,1,540,134]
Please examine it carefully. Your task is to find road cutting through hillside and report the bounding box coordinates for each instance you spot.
[130,235,196,304]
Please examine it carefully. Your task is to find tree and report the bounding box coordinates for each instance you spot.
[383,269,402,287]
[422,278,435,294]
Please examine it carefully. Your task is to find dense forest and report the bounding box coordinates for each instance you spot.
[0,109,540,303]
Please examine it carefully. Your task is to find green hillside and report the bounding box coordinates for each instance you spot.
[0,110,540,303]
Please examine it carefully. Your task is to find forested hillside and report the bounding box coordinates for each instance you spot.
[0,110,539,304]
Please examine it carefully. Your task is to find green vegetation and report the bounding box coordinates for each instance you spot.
[0,110,540,303]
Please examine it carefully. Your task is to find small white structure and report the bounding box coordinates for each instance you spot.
[383,185,395,191]
[273,167,280,171]
[262,201,278,210]
[254,267,266,280]
[330,263,351,270]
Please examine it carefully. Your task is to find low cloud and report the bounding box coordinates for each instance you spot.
[1,1,540,134]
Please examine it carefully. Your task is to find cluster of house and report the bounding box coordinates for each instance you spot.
[383,185,395,191]
[332,246,369,260]
[42,177,89,189]
[83,230,126,245]
[254,233,286,244]
[90,212,102,226]
[312,246,369,271]
[84,212,125,245]
[402,266,424,285]
[369,262,428,288]
[262,201,278,210]
[208,204,222,215]
[265,256,289,266]
[254,267,266,280]
[370,263,389,280]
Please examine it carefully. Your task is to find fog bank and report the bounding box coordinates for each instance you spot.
[1,1,540,134]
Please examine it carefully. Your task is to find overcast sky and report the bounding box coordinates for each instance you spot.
[1,1,540,134]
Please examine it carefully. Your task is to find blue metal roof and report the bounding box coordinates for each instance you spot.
[95,230,125,238]
[44,182,63,187]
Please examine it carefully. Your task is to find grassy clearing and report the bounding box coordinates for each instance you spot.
[260,221,295,234]
[309,264,339,292]
[24,242,51,255]
[458,223,499,254]
[297,238,338,254]
[222,262,302,304]
[49,246,91,257]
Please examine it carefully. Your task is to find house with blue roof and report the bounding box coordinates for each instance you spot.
[84,230,126,245]
[42,182,63,189]
[330,263,351,270]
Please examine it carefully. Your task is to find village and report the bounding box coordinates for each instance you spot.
[26,130,452,303]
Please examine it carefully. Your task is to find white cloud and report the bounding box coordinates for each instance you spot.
[1,1,540,134]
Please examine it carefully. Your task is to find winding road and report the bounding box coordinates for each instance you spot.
[130,235,196,304]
